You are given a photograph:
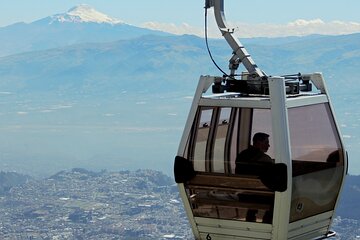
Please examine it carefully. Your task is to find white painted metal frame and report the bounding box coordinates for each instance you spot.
[195,217,273,240]
[177,76,214,240]
[268,77,293,239]
[288,211,334,240]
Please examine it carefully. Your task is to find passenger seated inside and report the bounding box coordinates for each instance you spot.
[235,132,274,223]
[235,132,273,172]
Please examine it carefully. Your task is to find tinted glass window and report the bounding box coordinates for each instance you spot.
[289,103,341,163]
[192,108,213,172]
[288,103,344,222]
[213,108,231,173]
[185,107,275,223]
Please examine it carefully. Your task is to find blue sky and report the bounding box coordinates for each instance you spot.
[2,0,360,37]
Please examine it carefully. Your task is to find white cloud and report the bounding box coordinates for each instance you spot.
[135,101,147,105]
[40,109,54,113]
[287,19,325,27]
[142,21,205,37]
[17,111,28,115]
[141,18,360,38]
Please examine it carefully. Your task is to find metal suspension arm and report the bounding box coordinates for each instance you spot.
[205,0,266,79]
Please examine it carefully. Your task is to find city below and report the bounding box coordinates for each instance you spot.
[0,169,192,239]
[0,169,359,239]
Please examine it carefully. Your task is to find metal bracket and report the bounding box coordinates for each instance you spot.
[205,0,266,79]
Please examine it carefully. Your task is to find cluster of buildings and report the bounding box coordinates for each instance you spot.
[0,169,192,239]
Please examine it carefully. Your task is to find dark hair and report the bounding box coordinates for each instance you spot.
[253,132,269,143]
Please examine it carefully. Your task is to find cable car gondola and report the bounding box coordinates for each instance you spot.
[174,1,348,239]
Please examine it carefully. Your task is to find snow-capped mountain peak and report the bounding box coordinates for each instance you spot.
[49,4,123,24]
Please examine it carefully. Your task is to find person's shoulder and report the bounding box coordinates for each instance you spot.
[236,146,258,162]
[242,146,258,153]
[237,147,256,157]
[239,147,252,154]
[259,153,274,163]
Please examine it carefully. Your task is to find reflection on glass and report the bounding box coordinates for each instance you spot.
[213,108,231,173]
[193,108,213,172]
[288,103,344,222]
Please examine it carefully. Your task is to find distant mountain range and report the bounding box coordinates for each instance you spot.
[1,32,360,97]
[0,5,170,57]
[1,5,359,96]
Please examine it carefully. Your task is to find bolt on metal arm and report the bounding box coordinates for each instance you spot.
[205,0,266,79]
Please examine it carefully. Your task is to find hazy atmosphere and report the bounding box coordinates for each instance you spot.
[0,1,359,177]
[1,1,360,239]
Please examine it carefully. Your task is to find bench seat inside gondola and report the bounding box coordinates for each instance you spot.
[186,173,275,212]
[292,160,337,176]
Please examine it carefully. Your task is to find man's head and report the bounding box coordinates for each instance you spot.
[252,132,270,153]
